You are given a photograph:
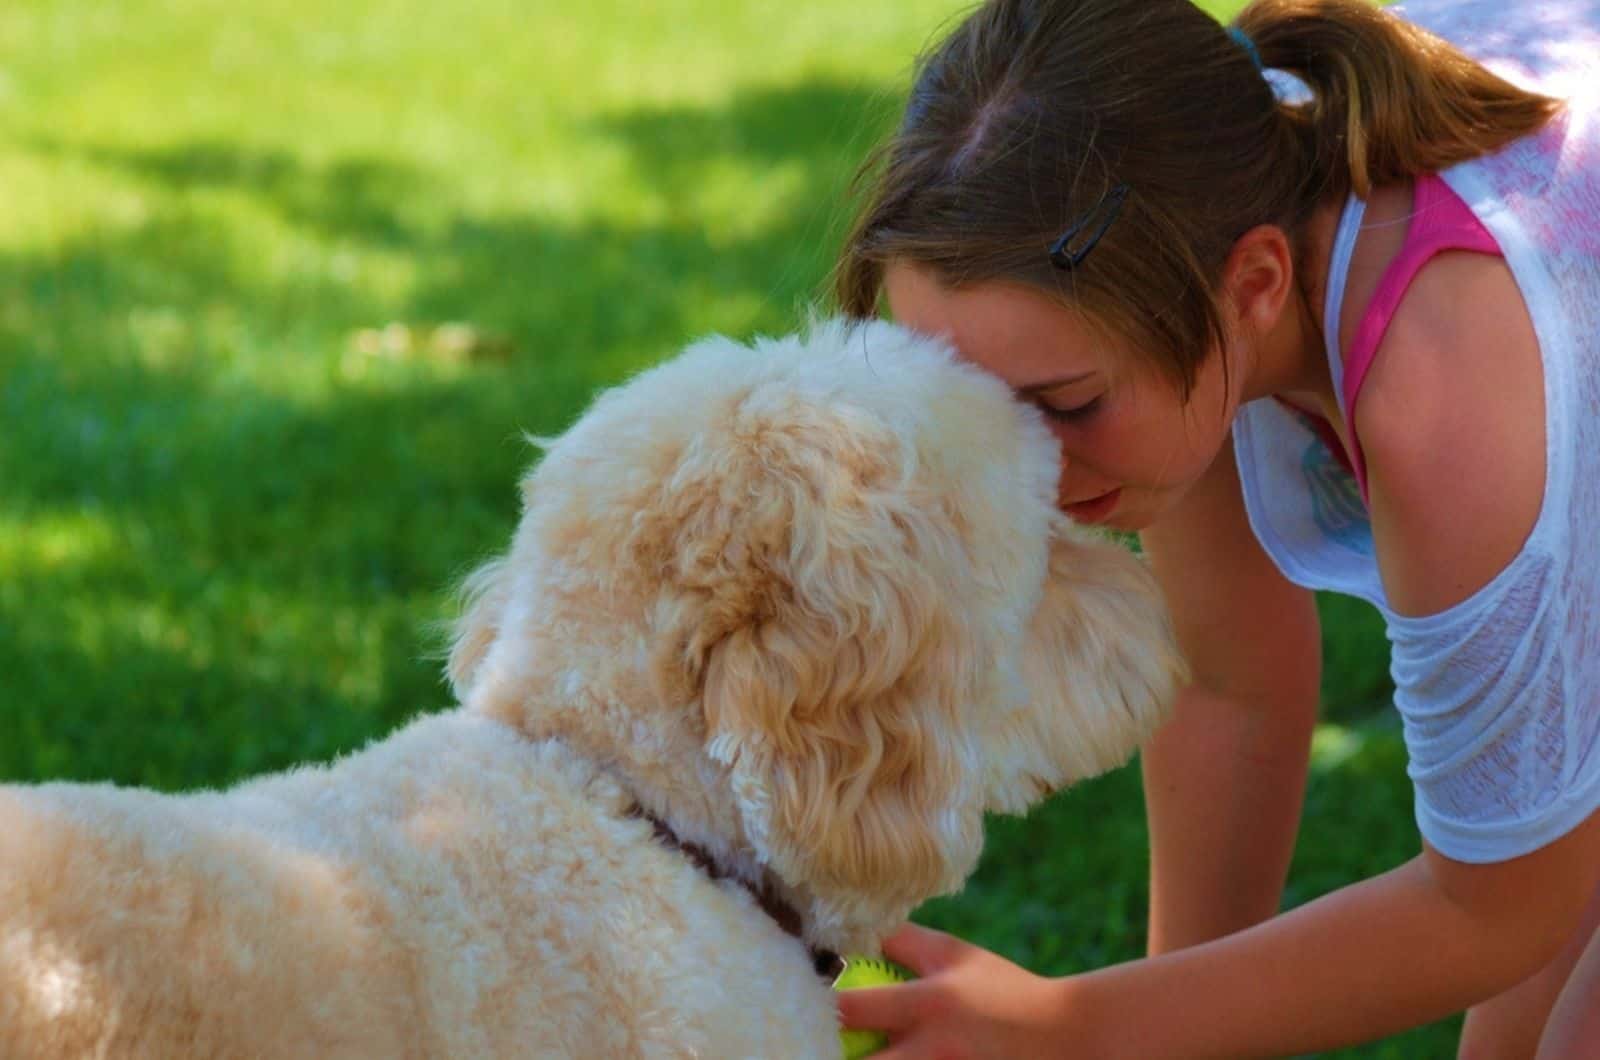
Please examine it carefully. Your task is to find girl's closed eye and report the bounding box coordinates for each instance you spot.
[1042,394,1104,423]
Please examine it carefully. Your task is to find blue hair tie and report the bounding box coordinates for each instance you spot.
[1228,26,1264,72]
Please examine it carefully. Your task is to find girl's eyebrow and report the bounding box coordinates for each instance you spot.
[1016,371,1096,396]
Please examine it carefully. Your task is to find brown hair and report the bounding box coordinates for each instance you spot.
[834,0,1561,394]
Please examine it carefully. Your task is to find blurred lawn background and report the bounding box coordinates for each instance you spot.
[0,0,1454,1054]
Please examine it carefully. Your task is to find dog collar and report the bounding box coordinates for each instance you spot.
[629,804,843,980]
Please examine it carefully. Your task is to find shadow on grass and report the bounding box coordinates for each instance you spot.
[587,75,902,231]
[25,74,903,354]
[1,75,903,788]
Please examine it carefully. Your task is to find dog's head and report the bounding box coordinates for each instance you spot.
[449,318,1182,951]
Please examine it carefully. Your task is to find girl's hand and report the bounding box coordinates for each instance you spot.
[835,923,1089,1060]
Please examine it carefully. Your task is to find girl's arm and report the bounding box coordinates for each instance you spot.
[1139,438,1323,952]
[1067,815,1600,1058]
[844,813,1600,1060]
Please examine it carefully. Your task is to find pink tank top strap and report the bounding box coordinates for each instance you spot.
[1340,173,1504,498]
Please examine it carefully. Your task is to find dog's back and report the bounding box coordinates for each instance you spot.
[0,710,837,1058]
[0,764,418,1057]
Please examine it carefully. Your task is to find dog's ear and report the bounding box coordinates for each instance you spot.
[647,400,986,922]
[448,556,513,702]
[983,522,1186,813]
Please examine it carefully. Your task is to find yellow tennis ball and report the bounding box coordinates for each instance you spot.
[832,955,915,1060]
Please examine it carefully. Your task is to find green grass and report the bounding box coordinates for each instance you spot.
[0,0,1454,1054]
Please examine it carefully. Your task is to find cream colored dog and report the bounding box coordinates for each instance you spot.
[0,318,1182,1059]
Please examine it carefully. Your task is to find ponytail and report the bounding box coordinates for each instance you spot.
[1237,0,1561,202]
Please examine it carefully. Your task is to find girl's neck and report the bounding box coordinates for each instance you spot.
[1243,198,1346,421]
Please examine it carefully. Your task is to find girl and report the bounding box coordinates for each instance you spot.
[832,0,1600,1056]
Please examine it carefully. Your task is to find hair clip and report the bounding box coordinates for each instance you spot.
[1049,183,1129,271]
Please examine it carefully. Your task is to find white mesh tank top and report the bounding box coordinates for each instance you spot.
[1231,0,1600,863]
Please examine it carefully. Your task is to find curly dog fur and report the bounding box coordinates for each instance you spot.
[0,318,1183,1058]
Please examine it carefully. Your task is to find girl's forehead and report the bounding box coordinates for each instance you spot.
[883,262,1112,387]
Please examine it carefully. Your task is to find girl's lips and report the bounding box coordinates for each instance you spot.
[1062,488,1122,524]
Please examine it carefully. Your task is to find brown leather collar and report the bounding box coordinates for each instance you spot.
[630,805,842,980]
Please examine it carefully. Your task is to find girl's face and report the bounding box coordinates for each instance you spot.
[884,262,1241,531]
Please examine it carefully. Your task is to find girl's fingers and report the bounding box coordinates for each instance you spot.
[882,921,966,976]
[836,979,923,1034]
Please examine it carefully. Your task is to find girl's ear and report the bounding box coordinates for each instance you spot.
[1220,223,1298,346]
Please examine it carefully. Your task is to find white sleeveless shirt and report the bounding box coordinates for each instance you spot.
[1231,0,1600,863]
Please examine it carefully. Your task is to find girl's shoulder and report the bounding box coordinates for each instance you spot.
[1346,206,1545,619]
